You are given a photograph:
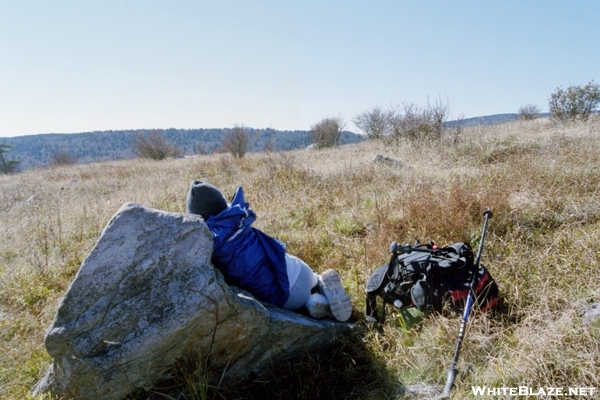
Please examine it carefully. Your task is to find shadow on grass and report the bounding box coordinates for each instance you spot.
[135,329,398,400]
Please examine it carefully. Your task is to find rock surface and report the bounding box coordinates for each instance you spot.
[34,202,354,400]
[396,384,442,399]
[583,302,600,325]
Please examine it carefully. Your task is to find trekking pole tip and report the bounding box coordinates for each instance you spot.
[440,367,458,399]
[483,208,493,218]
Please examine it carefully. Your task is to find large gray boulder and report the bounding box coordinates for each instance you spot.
[34,202,354,400]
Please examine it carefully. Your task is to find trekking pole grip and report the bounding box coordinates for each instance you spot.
[474,209,493,268]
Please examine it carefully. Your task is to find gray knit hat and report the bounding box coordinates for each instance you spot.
[186,180,228,220]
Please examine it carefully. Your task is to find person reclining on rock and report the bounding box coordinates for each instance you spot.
[186,180,352,322]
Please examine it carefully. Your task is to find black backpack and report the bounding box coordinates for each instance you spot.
[365,241,498,323]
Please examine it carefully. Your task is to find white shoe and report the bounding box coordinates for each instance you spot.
[318,269,353,322]
[305,293,333,319]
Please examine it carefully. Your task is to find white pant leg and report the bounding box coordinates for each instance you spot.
[283,254,318,310]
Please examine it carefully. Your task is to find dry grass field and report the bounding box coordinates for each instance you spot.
[1,117,599,399]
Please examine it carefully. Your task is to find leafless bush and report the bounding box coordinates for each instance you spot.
[311,116,345,149]
[195,143,208,155]
[133,131,182,160]
[49,150,78,166]
[389,97,450,143]
[353,106,393,139]
[264,138,275,153]
[518,104,542,120]
[445,117,465,145]
[222,125,249,158]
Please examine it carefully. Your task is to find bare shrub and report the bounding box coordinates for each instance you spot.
[195,142,208,155]
[133,131,182,160]
[549,80,600,122]
[264,138,275,153]
[311,116,345,149]
[518,104,542,120]
[389,97,450,143]
[49,150,78,166]
[353,106,393,139]
[222,125,249,159]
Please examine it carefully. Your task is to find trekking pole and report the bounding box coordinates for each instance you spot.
[440,209,493,399]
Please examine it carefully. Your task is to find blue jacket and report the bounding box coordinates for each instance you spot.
[205,187,290,307]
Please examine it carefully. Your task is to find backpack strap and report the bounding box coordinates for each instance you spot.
[365,251,402,322]
[365,264,389,295]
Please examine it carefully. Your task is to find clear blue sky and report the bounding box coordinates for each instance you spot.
[1,1,598,137]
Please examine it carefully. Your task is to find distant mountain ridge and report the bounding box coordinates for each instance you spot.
[1,114,544,172]
[448,112,549,127]
[0,128,364,171]
[452,113,520,127]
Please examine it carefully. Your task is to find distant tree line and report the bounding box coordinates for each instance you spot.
[1,128,364,169]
